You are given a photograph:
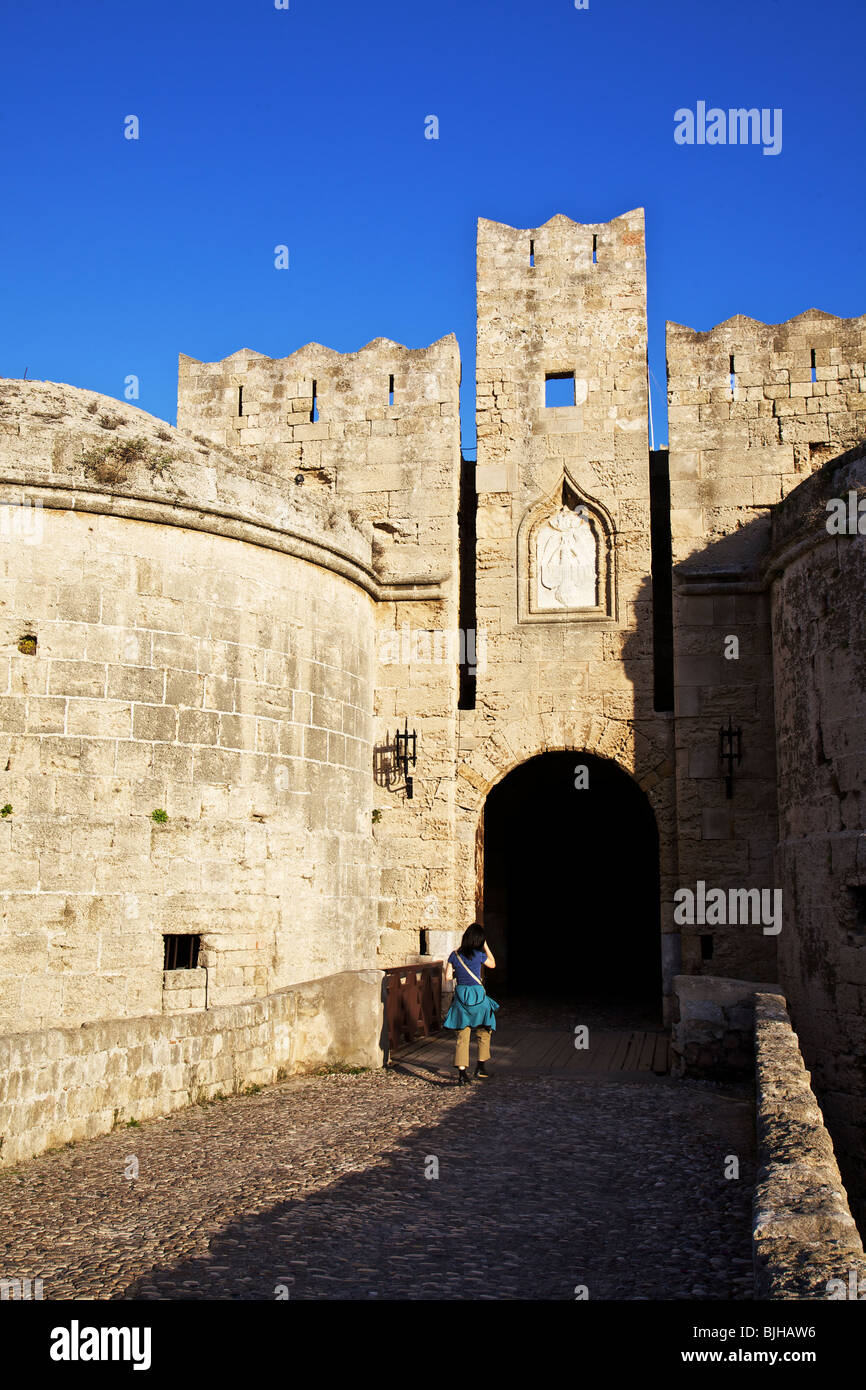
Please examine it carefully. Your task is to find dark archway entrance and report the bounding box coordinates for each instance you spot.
[481,751,662,1023]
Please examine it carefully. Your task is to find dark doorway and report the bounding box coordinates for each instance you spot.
[481,751,661,1021]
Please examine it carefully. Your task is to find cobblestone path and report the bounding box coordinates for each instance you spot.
[0,1066,755,1301]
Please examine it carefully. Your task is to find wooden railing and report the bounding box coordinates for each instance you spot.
[384,962,443,1054]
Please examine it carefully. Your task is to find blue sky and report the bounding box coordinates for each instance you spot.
[2,0,864,448]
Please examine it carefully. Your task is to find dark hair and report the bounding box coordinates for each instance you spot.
[458,922,486,958]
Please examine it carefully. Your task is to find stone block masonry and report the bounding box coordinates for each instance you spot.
[178,335,462,972]
[0,379,379,1031]
[768,443,866,1231]
[177,336,460,593]
[672,980,866,1297]
[0,969,386,1169]
[667,310,866,566]
[752,992,866,1299]
[668,309,866,986]
[671,973,778,1080]
[459,210,680,1008]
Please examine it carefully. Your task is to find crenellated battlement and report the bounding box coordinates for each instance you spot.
[667,307,866,388]
[667,307,866,567]
[477,207,646,277]
[178,333,460,460]
[178,334,461,592]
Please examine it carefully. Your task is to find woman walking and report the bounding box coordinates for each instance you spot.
[443,923,499,1084]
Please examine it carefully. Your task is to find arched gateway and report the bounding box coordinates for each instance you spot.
[478,752,662,1021]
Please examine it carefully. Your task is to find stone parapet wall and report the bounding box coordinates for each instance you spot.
[671,974,777,1080]
[0,970,386,1169]
[769,444,866,1229]
[0,378,373,575]
[753,992,866,1299]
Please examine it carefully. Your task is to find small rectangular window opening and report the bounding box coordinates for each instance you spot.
[237,385,243,417]
[729,355,736,393]
[419,929,429,956]
[163,934,201,971]
[811,348,817,383]
[592,234,598,265]
[545,371,576,408]
[529,239,535,267]
[389,374,395,406]
[310,380,319,423]
[700,934,714,961]
[847,886,866,938]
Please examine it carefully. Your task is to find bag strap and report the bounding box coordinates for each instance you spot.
[455,952,484,987]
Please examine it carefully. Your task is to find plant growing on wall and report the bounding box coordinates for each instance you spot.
[0,805,12,818]
[77,435,175,487]
[17,635,37,655]
[151,808,168,823]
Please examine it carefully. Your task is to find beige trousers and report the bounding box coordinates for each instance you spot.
[455,1026,492,1069]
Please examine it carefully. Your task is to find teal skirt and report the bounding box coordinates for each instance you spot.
[444,983,499,1031]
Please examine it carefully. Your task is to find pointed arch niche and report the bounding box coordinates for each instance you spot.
[517,474,617,624]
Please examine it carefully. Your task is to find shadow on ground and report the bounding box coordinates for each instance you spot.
[112,1072,754,1302]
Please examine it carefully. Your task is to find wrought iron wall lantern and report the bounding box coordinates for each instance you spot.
[718,717,742,799]
[395,720,418,799]
[373,721,418,800]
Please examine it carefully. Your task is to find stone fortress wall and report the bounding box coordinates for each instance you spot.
[768,443,866,1223]
[667,311,866,984]
[0,969,386,1169]
[0,379,378,1032]
[177,335,463,971]
[667,311,866,1220]
[0,211,864,1231]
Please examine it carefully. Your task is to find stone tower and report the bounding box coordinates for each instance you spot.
[455,210,679,1008]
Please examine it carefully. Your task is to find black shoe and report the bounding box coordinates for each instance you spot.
[457,1067,472,1085]
[475,1064,490,1079]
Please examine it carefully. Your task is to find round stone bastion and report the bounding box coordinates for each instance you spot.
[0,378,378,1032]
